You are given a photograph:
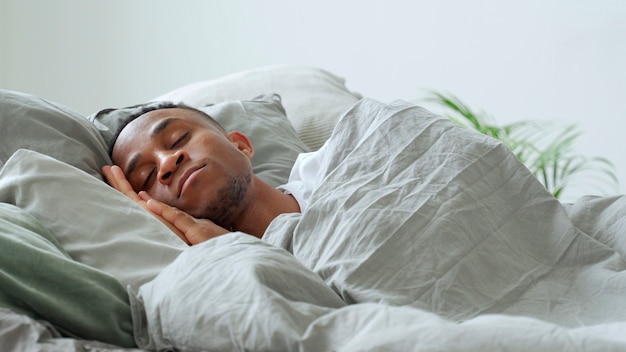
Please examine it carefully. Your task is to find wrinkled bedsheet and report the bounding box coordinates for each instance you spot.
[132,99,626,351]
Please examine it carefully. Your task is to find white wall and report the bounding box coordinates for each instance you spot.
[2,0,625,201]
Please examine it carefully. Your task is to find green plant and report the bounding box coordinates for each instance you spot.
[423,91,619,199]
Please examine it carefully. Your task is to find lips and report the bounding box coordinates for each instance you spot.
[178,165,205,198]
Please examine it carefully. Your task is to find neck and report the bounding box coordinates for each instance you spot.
[233,176,300,238]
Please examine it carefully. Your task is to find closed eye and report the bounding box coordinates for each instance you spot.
[171,132,189,149]
[141,168,156,191]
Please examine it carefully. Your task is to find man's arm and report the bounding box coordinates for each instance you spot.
[101,165,228,245]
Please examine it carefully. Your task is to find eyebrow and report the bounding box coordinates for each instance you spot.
[125,117,180,176]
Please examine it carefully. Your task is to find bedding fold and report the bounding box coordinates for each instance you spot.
[265,98,626,326]
[136,98,626,350]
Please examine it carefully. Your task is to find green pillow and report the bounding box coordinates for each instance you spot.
[0,202,135,347]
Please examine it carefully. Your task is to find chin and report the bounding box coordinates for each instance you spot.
[198,173,251,226]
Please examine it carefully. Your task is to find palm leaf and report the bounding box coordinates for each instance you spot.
[422,91,619,199]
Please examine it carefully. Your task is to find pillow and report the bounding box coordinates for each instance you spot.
[152,65,362,150]
[0,65,357,299]
[0,89,110,178]
[90,93,309,187]
[0,149,186,290]
[201,94,310,187]
[0,202,135,347]
[1,65,360,181]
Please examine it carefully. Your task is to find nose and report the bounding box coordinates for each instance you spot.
[157,150,186,184]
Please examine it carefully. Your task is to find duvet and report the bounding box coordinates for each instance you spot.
[132,99,626,351]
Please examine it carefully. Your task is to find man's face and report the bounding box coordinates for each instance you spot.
[111,108,254,226]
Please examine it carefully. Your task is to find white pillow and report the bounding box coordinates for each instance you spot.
[0,149,185,290]
[153,65,362,150]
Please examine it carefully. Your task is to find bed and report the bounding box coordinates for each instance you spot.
[2,65,626,351]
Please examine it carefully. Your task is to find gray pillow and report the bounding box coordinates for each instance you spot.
[152,65,362,150]
[90,93,309,187]
[0,89,110,178]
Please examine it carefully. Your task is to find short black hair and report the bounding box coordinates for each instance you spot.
[107,102,226,157]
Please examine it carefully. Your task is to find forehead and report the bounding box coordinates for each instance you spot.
[126,107,211,137]
[111,108,206,161]
[128,107,206,131]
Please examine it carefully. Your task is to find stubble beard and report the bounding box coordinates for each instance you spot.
[202,172,252,230]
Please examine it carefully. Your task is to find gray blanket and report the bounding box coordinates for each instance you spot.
[132,99,626,351]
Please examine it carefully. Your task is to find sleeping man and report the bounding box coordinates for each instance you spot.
[103,98,626,330]
[102,102,302,244]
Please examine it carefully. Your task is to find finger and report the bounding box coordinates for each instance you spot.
[145,199,195,232]
[186,223,229,245]
[110,165,141,201]
[147,199,197,234]
[147,199,195,232]
[110,165,130,189]
[101,165,119,189]
[145,198,167,216]
[103,175,189,246]
[143,199,190,245]
[138,191,152,202]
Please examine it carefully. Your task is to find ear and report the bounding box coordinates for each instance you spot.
[227,131,254,159]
